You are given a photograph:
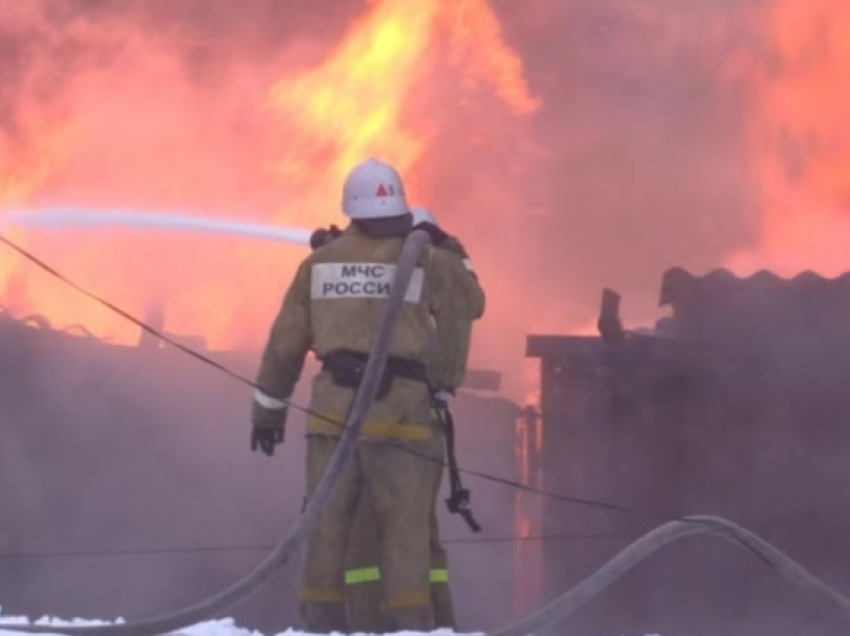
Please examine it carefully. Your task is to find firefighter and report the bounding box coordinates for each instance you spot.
[410,207,485,316]
[251,158,478,634]
[309,209,484,630]
[314,207,485,632]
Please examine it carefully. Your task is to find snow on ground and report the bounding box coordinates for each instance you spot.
[0,610,472,636]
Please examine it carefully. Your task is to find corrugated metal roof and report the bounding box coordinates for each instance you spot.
[657,267,850,369]
[659,267,850,308]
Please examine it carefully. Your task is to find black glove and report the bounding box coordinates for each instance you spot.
[309,225,342,250]
[251,425,284,456]
[415,221,449,246]
[251,400,287,457]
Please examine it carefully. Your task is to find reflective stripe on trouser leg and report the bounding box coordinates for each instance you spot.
[345,567,446,584]
[430,563,454,629]
[345,566,381,584]
[430,568,449,583]
[361,437,441,631]
[346,574,386,634]
[299,436,360,634]
[346,482,389,635]
[383,590,432,610]
[428,433,455,629]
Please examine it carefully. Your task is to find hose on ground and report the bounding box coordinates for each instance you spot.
[486,515,850,636]
[1,229,433,636]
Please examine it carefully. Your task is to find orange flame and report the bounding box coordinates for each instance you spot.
[267,0,538,225]
[729,0,850,276]
[0,110,67,319]
[0,0,538,357]
[444,0,539,117]
[269,2,437,194]
[1,146,51,208]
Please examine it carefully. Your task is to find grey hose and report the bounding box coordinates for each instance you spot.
[487,515,850,636]
[4,229,432,636]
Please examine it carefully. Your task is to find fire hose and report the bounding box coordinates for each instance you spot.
[0,228,433,636]
[488,515,850,636]
[7,513,850,636]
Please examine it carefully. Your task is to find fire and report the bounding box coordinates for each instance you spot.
[268,1,438,205]
[0,111,67,316]
[0,142,54,208]
[729,0,850,276]
[444,0,539,117]
[267,0,538,224]
[0,0,538,358]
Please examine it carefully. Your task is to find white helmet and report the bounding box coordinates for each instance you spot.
[342,157,409,220]
[411,207,437,226]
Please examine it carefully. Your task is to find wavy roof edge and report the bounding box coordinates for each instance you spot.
[662,267,850,283]
[660,267,850,306]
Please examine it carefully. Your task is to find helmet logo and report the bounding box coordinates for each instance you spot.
[375,184,395,197]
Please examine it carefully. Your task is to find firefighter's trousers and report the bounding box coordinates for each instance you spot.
[299,433,443,634]
[345,439,453,632]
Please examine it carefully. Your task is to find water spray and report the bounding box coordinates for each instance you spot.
[0,208,314,247]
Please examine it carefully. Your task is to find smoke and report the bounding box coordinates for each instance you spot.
[0,326,302,625]
[0,0,779,400]
[0,317,525,630]
[486,0,767,320]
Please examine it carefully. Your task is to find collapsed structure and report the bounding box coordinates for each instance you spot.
[527,267,850,636]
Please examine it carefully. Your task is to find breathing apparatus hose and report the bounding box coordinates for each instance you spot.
[2,229,432,636]
[486,515,850,636]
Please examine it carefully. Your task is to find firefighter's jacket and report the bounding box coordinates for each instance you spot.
[439,236,485,319]
[425,235,484,390]
[253,225,480,442]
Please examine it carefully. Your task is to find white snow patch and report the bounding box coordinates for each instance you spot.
[0,610,479,636]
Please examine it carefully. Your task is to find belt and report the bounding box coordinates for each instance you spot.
[320,349,428,400]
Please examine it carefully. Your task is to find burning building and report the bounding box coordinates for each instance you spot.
[4,0,850,633]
